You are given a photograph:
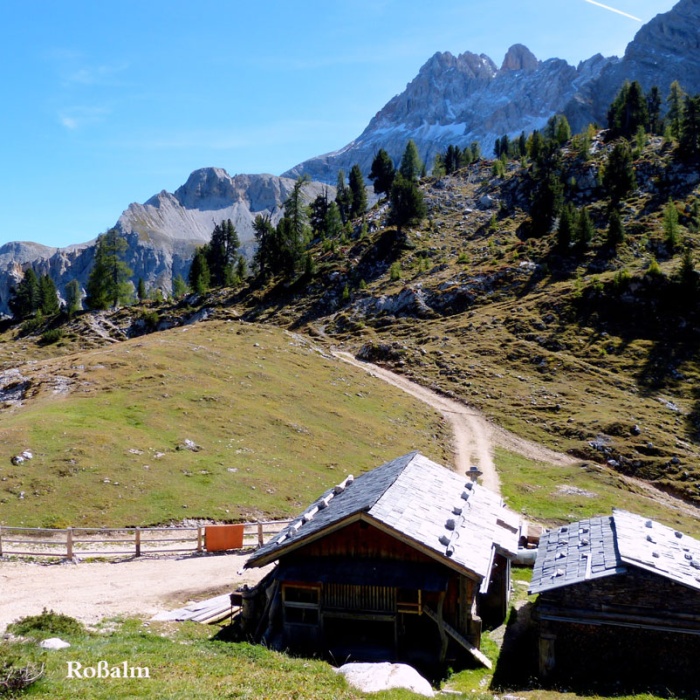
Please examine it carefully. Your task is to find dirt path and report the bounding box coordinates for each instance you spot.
[0,553,270,634]
[335,351,576,495]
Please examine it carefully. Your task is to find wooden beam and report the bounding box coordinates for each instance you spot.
[423,606,492,669]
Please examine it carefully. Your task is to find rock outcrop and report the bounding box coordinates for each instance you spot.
[0,169,331,316]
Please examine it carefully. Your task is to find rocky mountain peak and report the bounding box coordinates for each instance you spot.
[625,0,700,62]
[500,44,539,72]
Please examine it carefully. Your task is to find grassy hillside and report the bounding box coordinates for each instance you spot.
[0,318,449,527]
[238,131,700,513]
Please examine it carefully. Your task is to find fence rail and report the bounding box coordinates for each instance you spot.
[0,520,292,560]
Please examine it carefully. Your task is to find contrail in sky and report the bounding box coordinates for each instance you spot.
[583,0,642,21]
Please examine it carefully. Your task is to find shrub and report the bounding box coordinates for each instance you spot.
[39,328,64,345]
[389,262,402,281]
[140,310,160,330]
[7,609,86,640]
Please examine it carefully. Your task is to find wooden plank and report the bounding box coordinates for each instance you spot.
[423,606,492,669]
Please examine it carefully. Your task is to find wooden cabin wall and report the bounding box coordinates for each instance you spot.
[537,570,700,689]
[294,520,439,564]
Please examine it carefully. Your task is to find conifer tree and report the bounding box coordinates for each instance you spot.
[252,214,276,278]
[603,139,637,202]
[137,278,147,302]
[667,81,686,141]
[399,140,423,182]
[389,173,426,232]
[575,207,595,249]
[172,274,189,299]
[556,204,575,251]
[8,267,40,320]
[664,198,680,252]
[65,279,82,317]
[680,94,700,160]
[348,164,367,219]
[206,219,240,287]
[647,86,662,134]
[189,248,211,294]
[310,189,330,239]
[335,170,353,223]
[85,229,133,310]
[39,274,60,315]
[606,209,625,248]
[369,149,395,196]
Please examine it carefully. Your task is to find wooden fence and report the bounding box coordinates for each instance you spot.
[0,520,292,560]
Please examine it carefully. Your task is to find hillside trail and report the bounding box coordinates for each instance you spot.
[334,350,700,522]
[333,351,576,496]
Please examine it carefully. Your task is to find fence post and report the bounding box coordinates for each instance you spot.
[257,522,264,547]
[197,526,203,553]
[66,528,73,559]
[135,527,141,557]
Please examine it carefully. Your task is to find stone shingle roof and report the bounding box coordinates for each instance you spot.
[247,452,520,584]
[530,509,700,594]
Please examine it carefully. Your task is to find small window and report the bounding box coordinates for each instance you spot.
[284,586,320,605]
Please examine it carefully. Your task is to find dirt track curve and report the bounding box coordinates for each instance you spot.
[334,351,576,494]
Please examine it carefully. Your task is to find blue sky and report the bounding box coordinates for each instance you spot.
[0,0,677,248]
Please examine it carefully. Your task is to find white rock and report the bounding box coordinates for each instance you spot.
[40,637,71,650]
[335,662,434,697]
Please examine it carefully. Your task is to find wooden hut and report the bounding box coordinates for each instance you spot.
[243,452,520,670]
[530,509,700,688]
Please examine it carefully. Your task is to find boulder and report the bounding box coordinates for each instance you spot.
[39,638,71,650]
[335,662,434,697]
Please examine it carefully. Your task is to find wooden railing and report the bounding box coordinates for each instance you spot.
[0,520,291,560]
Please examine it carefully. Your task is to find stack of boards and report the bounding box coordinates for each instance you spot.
[152,593,238,624]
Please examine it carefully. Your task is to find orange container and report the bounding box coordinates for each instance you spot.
[205,524,244,551]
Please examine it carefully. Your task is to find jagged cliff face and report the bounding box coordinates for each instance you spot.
[286,0,700,182]
[566,0,700,130]
[284,44,612,182]
[0,169,331,316]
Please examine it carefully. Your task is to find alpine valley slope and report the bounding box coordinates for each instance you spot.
[285,0,700,183]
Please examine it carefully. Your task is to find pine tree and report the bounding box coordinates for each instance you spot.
[310,189,331,238]
[85,229,133,310]
[172,274,189,299]
[603,139,637,202]
[324,201,344,240]
[189,247,211,294]
[369,149,395,196]
[206,219,240,287]
[399,140,423,182]
[8,267,40,320]
[388,173,426,232]
[606,209,625,248]
[529,172,564,235]
[65,279,82,317]
[137,278,147,302]
[348,164,367,219]
[444,145,461,174]
[647,86,662,134]
[575,207,595,249]
[39,274,60,315]
[664,199,680,252]
[556,204,575,251]
[252,214,276,278]
[667,81,686,141]
[335,170,353,223]
[680,94,700,160]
